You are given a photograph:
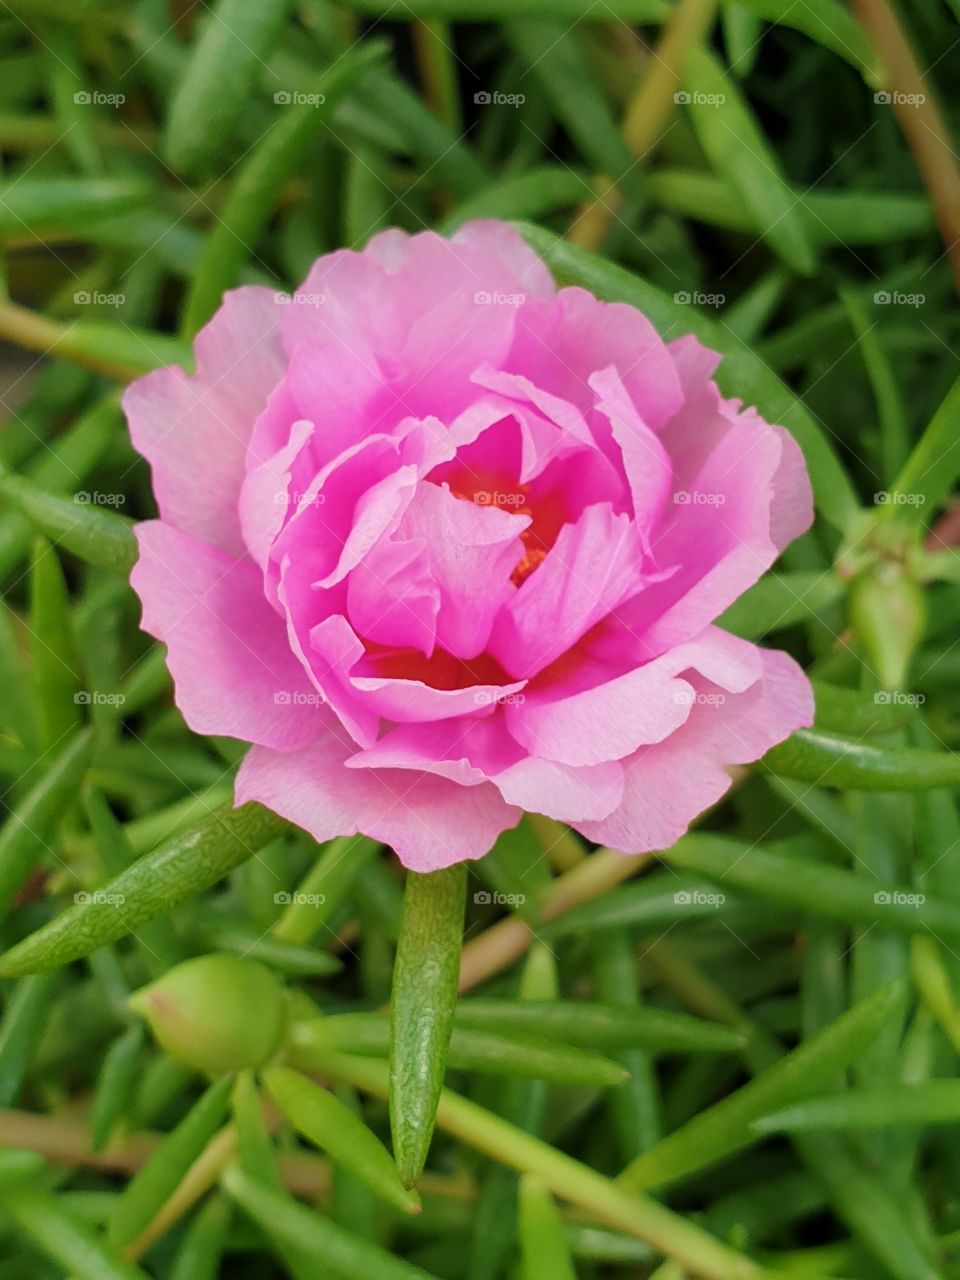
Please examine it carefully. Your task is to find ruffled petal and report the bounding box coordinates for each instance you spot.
[236,716,522,871]
[573,648,813,851]
[124,287,285,556]
[132,521,322,749]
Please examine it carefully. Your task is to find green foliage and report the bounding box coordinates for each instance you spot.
[1,2,959,1278]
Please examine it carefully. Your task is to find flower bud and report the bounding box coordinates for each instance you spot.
[849,563,926,692]
[128,954,287,1076]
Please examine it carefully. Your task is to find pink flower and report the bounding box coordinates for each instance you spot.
[126,221,814,871]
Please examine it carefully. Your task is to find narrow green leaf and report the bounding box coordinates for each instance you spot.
[109,1074,234,1248]
[811,680,922,736]
[536,872,754,938]
[90,1024,145,1151]
[84,788,183,976]
[4,1183,151,1280]
[314,1051,774,1280]
[0,728,94,921]
[514,223,858,530]
[0,601,37,753]
[718,571,843,639]
[755,1081,960,1132]
[182,41,387,334]
[29,537,82,748]
[263,1065,420,1216]
[188,916,341,977]
[731,0,880,79]
[841,287,908,481]
[169,1193,231,1280]
[647,170,934,245]
[0,801,287,975]
[272,834,381,945]
[665,832,960,937]
[506,21,631,179]
[337,0,669,15]
[443,167,592,230]
[0,1148,47,1186]
[683,47,816,273]
[619,982,905,1190]
[390,863,467,1188]
[0,472,136,573]
[762,727,960,789]
[164,0,294,176]
[0,971,58,1105]
[885,370,960,522]
[0,177,151,235]
[291,1013,630,1087]
[232,1071,315,1280]
[221,1166,439,1280]
[519,1175,577,1280]
[453,999,745,1054]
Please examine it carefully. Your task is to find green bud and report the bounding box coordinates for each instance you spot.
[849,564,926,692]
[128,954,287,1076]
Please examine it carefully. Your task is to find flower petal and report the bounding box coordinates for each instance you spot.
[131,521,321,749]
[573,648,813,851]
[236,717,521,871]
[124,287,285,556]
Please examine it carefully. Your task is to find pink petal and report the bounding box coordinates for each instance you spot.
[574,648,813,852]
[508,626,762,766]
[505,286,684,431]
[623,403,814,655]
[131,521,321,750]
[394,482,529,659]
[236,716,522,871]
[488,503,647,680]
[124,287,285,557]
[589,365,673,549]
[493,755,623,823]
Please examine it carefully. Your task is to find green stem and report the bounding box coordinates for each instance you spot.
[390,863,467,1187]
